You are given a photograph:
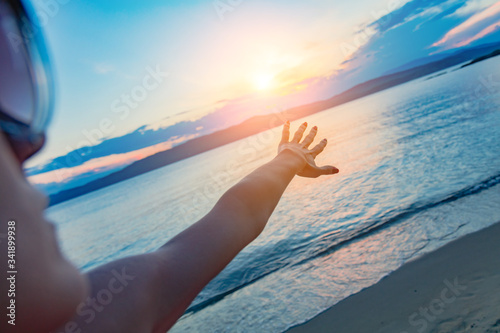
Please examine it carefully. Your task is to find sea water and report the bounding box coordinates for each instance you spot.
[46,56,500,332]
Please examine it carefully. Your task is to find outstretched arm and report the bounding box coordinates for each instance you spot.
[67,122,338,333]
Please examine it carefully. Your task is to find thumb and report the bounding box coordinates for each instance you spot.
[318,165,339,175]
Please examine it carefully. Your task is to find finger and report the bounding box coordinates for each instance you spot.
[301,126,317,148]
[280,121,290,144]
[318,165,339,175]
[311,138,328,157]
[292,122,308,143]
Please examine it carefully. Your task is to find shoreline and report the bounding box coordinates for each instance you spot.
[286,221,500,333]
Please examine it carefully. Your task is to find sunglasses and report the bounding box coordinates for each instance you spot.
[0,0,53,144]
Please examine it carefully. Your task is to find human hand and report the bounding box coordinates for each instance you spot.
[278,121,339,178]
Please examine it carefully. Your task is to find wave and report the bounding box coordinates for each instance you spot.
[185,172,500,315]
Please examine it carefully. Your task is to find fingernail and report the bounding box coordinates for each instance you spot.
[285,120,290,125]
[313,126,318,130]
[303,122,307,126]
[332,168,339,174]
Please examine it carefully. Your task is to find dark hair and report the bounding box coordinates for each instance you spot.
[4,0,29,23]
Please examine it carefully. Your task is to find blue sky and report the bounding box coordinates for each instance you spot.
[25,0,500,190]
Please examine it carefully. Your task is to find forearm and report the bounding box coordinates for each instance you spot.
[222,149,305,237]
[164,148,305,255]
[186,148,306,259]
[147,150,305,331]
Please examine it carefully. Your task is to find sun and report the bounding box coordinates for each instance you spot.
[253,72,275,91]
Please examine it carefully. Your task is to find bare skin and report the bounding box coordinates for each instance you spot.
[0,131,89,333]
[0,122,338,332]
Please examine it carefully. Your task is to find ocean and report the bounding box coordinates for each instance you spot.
[46,56,500,332]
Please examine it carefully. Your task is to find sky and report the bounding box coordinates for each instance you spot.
[24,0,500,191]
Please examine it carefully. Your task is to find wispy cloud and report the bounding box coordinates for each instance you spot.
[455,19,500,46]
[93,62,115,75]
[367,0,454,35]
[90,62,138,80]
[29,134,198,189]
[433,1,500,48]
[452,0,499,16]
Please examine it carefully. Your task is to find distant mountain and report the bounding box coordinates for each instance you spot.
[462,49,500,68]
[382,53,450,76]
[27,112,231,177]
[48,42,500,206]
[382,42,500,76]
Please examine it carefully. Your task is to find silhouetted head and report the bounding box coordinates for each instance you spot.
[0,0,53,165]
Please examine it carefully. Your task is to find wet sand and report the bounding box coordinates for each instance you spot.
[286,221,500,333]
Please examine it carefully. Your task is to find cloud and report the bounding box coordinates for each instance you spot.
[452,0,499,16]
[368,0,455,34]
[333,0,500,86]
[91,62,137,80]
[433,1,500,48]
[389,4,449,32]
[28,134,198,189]
[454,19,500,46]
[93,63,115,75]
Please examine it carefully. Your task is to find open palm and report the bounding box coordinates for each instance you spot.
[278,121,339,178]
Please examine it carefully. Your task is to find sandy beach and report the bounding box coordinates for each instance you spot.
[287,221,500,333]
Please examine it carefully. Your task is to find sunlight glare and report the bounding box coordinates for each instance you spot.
[254,72,275,91]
